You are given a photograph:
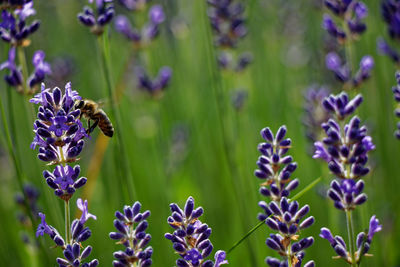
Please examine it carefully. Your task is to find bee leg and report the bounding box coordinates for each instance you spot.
[88,119,99,135]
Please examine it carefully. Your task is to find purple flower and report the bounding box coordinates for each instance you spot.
[381,0,400,39]
[323,14,346,41]
[0,46,23,88]
[313,141,331,162]
[149,5,165,24]
[43,165,87,200]
[367,215,382,242]
[78,1,114,35]
[14,1,36,21]
[254,126,299,203]
[36,213,53,237]
[353,56,374,87]
[303,86,332,144]
[37,201,98,265]
[136,66,172,97]
[214,251,228,267]
[28,50,52,89]
[327,179,367,210]
[30,83,88,165]
[377,37,400,64]
[165,196,227,267]
[77,198,97,224]
[0,3,40,45]
[322,92,363,120]
[325,52,351,83]
[110,201,152,267]
[207,0,247,48]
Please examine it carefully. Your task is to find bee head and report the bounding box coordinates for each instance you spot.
[75,100,84,109]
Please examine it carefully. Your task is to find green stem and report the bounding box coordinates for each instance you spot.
[64,200,71,244]
[97,29,136,201]
[346,210,357,267]
[227,219,266,254]
[17,46,29,94]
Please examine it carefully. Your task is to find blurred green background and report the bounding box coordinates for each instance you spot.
[0,0,398,266]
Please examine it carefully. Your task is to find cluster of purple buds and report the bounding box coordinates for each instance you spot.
[136,66,172,98]
[36,199,98,267]
[114,5,165,47]
[15,183,41,225]
[313,93,375,180]
[377,1,400,64]
[303,86,332,144]
[0,1,40,46]
[207,0,247,48]
[327,179,367,211]
[42,165,87,201]
[325,52,374,88]
[217,51,252,72]
[109,201,153,267]
[392,72,400,139]
[254,126,299,204]
[231,89,247,111]
[377,38,400,65]
[322,1,368,42]
[165,196,228,267]
[117,0,149,11]
[30,83,87,165]
[0,47,51,94]
[263,197,315,267]
[381,0,400,40]
[320,216,382,264]
[78,0,115,36]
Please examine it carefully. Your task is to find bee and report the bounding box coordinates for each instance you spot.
[74,99,114,137]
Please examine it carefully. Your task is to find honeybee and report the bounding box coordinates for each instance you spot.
[75,99,114,137]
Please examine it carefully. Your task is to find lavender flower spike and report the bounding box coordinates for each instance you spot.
[78,0,114,35]
[109,201,153,267]
[254,125,299,204]
[165,196,228,267]
[30,83,88,165]
[320,216,381,265]
[37,199,98,266]
[136,66,172,98]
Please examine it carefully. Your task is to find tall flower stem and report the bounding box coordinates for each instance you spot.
[200,3,259,265]
[17,46,29,94]
[64,200,71,244]
[346,210,357,267]
[97,29,136,201]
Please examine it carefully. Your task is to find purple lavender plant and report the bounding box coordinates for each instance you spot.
[313,91,381,265]
[109,201,153,267]
[114,5,165,47]
[320,215,381,264]
[135,66,172,98]
[207,0,252,72]
[30,83,87,165]
[31,83,99,266]
[303,86,332,145]
[78,0,115,35]
[325,52,374,88]
[254,126,299,205]
[322,1,373,89]
[0,1,51,95]
[0,1,40,46]
[378,1,400,64]
[15,183,41,244]
[36,198,99,267]
[392,71,400,138]
[0,47,51,93]
[165,196,228,267]
[254,126,315,267]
